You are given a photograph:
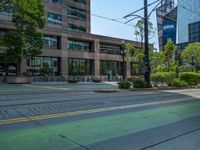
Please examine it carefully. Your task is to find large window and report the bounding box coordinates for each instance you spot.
[100,60,122,76]
[189,21,200,43]
[68,24,86,33]
[0,5,13,16]
[100,43,121,54]
[48,12,62,25]
[44,35,61,49]
[71,0,86,4]
[68,39,91,52]
[0,55,5,76]
[68,59,93,76]
[27,57,59,76]
[48,0,62,4]
[67,6,86,21]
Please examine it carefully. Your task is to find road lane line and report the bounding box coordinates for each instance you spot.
[0,97,198,125]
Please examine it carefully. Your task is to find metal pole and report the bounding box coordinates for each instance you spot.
[144,0,151,87]
[123,51,125,81]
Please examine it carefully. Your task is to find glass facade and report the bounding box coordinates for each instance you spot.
[100,44,121,54]
[68,24,86,33]
[100,60,122,76]
[0,5,13,16]
[68,39,91,52]
[27,57,59,76]
[71,0,86,5]
[177,0,200,44]
[0,55,5,76]
[67,6,86,21]
[48,0,62,4]
[163,18,176,46]
[189,21,200,42]
[44,35,61,49]
[48,12,62,25]
[68,59,93,76]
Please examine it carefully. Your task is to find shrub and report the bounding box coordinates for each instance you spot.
[170,79,189,87]
[151,72,176,87]
[133,80,148,88]
[179,72,200,86]
[118,80,131,89]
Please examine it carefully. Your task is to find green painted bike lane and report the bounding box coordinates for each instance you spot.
[1,102,200,150]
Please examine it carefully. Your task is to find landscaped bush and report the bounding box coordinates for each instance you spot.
[179,72,200,86]
[151,72,176,87]
[118,80,131,89]
[133,80,148,88]
[170,79,189,87]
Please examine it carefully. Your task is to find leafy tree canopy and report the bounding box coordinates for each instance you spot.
[181,42,200,72]
[2,0,45,75]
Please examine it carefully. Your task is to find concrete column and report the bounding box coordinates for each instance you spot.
[126,62,131,78]
[94,39,100,76]
[60,57,68,76]
[60,35,68,76]
[21,59,27,74]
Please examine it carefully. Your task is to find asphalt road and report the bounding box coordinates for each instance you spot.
[0,84,200,150]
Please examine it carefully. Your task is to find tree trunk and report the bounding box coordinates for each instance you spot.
[16,59,22,76]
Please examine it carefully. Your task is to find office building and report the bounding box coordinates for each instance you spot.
[177,0,200,49]
[0,0,143,80]
[156,0,176,50]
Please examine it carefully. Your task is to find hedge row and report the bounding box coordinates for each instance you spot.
[179,72,200,86]
[151,72,176,87]
[118,72,200,89]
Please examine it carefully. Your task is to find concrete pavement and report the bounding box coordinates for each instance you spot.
[0,84,200,150]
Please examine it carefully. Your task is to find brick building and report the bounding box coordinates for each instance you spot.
[0,0,143,80]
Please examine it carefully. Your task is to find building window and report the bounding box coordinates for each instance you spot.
[131,62,144,76]
[68,24,86,33]
[100,60,122,76]
[0,5,13,16]
[27,57,59,76]
[48,12,62,25]
[100,43,121,54]
[68,39,91,52]
[44,35,61,49]
[189,21,200,43]
[48,0,62,4]
[68,59,93,76]
[67,6,86,21]
[71,0,86,4]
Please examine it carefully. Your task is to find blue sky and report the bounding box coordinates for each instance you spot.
[91,0,160,49]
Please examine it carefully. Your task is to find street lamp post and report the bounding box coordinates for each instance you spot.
[120,43,127,81]
[144,0,151,87]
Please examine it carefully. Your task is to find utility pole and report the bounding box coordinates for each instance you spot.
[144,0,151,87]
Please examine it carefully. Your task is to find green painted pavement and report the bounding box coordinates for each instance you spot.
[1,102,200,150]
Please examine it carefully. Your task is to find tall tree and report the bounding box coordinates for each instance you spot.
[163,39,177,71]
[124,43,145,75]
[134,18,153,48]
[181,42,200,72]
[2,0,45,75]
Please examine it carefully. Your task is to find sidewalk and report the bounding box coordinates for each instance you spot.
[0,82,118,94]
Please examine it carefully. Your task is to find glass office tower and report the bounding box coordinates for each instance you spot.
[177,0,200,44]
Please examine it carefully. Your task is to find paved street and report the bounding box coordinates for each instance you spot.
[0,83,200,150]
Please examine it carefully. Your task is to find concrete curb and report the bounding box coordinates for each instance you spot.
[129,87,200,92]
[94,89,120,93]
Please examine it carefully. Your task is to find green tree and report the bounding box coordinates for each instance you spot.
[124,42,144,75]
[0,0,9,12]
[2,0,45,76]
[134,18,154,48]
[162,39,177,72]
[39,62,51,76]
[181,42,200,72]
